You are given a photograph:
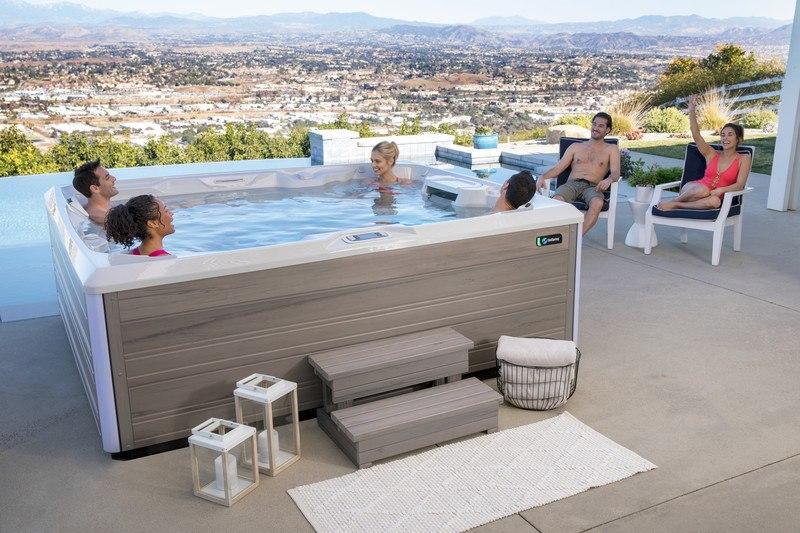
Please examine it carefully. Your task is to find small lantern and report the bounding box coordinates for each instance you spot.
[234,373,301,476]
[188,418,259,506]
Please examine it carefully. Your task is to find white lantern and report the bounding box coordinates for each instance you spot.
[188,418,259,506]
[234,373,301,476]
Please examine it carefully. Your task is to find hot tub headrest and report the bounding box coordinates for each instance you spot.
[423,175,499,208]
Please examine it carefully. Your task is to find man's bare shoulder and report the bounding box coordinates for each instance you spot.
[569,141,591,154]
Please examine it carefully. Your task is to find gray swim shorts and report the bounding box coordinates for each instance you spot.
[554,179,605,206]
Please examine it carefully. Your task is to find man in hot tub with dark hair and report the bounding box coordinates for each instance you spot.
[492,170,537,212]
[72,159,119,224]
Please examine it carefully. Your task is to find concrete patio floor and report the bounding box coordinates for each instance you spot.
[2,165,799,532]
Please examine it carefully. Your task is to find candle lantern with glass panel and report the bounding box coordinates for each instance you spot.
[187,418,259,506]
[234,373,301,476]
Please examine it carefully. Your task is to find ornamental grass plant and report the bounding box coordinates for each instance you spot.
[609,95,649,138]
[697,90,735,133]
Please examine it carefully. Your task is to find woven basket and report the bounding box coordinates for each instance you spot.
[497,348,581,410]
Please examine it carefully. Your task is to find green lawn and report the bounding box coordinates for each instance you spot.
[623,134,776,175]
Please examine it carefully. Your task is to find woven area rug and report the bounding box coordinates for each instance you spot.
[288,412,656,532]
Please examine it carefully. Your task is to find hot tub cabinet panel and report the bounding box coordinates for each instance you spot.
[102,226,577,450]
[45,163,583,453]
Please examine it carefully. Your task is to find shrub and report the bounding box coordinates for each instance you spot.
[696,90,735,133]
[552,114,592,129]
[454,134,472,146]
[435,123,475,146]
[643,107,689,133]
[628,165,683,188]
[506,127,547,142]
[474,126,494,135]
[397,117,422,135]
[620,149,645,180]
[740,108,778,130]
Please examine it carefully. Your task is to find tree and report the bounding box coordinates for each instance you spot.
[49,133,143,171]
[701,44,757,81]
[664,57,698,76]
[0,126,57,177]
[652,44,784,105]
[140,137,187,166]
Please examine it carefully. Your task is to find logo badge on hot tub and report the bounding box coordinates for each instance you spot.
[536,234,563,247]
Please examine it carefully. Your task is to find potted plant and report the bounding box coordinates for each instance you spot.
[627,165,683,203]
[473,126,498,149]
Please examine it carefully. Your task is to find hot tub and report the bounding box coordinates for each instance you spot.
[46,162,583,453]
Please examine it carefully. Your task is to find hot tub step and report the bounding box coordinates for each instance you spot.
[308,327,473,409]
[320,378,501,468]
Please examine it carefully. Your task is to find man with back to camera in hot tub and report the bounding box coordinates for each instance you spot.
[72,159,119,225]
[536,112,620,235]
[492,170,537,212]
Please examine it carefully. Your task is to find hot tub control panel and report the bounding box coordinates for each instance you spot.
[343,231,390,243]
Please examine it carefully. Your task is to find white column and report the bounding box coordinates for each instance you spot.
[768,0,800,211]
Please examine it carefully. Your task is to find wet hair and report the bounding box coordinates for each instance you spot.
[505,170,537,209]
[721,122,744,146]
[592,112,613,131]
[104,194,161,248]
[371,141,400,167]
[73,159,102,197]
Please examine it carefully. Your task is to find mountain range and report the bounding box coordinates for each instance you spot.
[0,0,792,51]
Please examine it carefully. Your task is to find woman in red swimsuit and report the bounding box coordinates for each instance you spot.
[104,194,174,257]
[656,94,751,211]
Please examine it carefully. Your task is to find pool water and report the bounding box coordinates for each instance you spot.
[164,178,488,253]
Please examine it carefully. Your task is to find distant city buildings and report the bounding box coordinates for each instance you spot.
[0,44,670,148]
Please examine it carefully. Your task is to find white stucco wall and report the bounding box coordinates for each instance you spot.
[767,1,800,211]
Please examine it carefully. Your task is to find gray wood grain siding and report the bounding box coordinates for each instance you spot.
[103,293,135,449]
[104,226,577,449]
[115,226,572,321]
[119,255,569,357]
[122,287,564,394]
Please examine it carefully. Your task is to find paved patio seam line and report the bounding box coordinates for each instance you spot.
[578,450,800,532]
[517,513,543,532]
[585,243,800,315]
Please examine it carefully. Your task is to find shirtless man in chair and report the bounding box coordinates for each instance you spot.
[537,112,620,235]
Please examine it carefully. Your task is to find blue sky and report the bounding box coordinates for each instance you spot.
[27,0,798,22]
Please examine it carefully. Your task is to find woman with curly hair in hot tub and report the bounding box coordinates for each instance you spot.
[104,194,175,257]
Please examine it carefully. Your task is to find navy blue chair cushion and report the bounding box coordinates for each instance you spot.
[557,137,618,213]
[652,204,741,220]
[652,142,753,220]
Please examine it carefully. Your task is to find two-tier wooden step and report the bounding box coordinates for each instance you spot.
[317,378,502,468]
[308,327,475,412]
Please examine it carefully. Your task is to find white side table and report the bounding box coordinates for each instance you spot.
[625,198,658,248]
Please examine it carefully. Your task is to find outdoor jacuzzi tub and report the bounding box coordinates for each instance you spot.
[46,162,583,454]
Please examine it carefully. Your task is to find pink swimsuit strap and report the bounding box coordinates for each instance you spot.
[132,247,170,257]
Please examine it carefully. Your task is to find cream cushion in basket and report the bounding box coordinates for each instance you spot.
[496,336,576,367]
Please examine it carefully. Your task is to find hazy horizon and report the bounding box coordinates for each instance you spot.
[21,0,797,23]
